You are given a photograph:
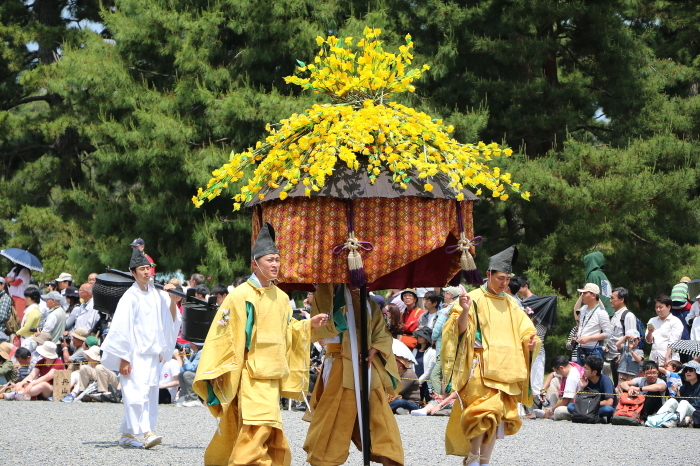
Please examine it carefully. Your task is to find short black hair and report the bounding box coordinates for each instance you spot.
[423,291,443,306]
[519,276,530,288]
[507,276,521,295]
[210,284,228,296]
[194,285,210,296]
[584,355,604,376]
[190,273,205,286]
[15,347,31,360]
[24,287,41,304]
[642,360,659,373]
[612,287,629,304]
[232,276,247,287]
[551,355,569,371]
[654,295,672,307]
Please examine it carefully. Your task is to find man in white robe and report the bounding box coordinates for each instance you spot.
[101,249,181,449]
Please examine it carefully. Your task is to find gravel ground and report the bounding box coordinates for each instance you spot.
[1,401,697,465]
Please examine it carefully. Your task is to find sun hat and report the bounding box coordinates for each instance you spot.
[400,289,418,300]
[41,290,62,302]
[83,345,101,362]
[84,336,99,348]
[32,332,52,345]
[443,286,461,298]
[680,276,692,283]
[70,328,89,341]
[681,361,700,374]
[55,272,73,282]
[625,329,641,338]
[64,286,79,299]
[37,341,59,360]
[0,342,12,360]
[413,327,433,343]
[0,277,4,285]
[577,283,600,295]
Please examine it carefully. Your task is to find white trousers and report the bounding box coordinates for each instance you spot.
[119,354,161,436]
[658,398,696,419]
[530,351,545,393]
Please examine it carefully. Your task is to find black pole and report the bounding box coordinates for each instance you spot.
[359,285,371,465]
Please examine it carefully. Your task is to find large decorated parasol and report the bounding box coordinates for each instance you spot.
[194,27,527,464]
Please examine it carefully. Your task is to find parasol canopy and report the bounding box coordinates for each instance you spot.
[522,295,558,329]
[0,248,43,273]
[669,340,700,358]
[392,338,417,365]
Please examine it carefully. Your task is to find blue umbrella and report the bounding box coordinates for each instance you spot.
[0,248,44,273]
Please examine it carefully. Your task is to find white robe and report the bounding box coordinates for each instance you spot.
[102,283,181,436]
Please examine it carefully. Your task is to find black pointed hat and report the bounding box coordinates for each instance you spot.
[487,245,518,274]
[252,222,279,260]
[129,249,151,270]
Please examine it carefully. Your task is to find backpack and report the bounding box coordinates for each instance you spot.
[621,310,645,350]
[571,389,601,424]
[3,295,20,335]
[611,393,644,426]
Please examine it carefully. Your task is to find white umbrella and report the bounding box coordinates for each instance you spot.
[392,338,416,364]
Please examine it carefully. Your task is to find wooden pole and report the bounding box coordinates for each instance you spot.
[359,285,371,465]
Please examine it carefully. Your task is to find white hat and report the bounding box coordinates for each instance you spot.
[577,283,600,295]
[55,272,73,282]
[83,345,101,362]
[37,341,59,360]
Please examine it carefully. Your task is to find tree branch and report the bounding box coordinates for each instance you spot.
[1,94,63,111]
[129,66,174,78]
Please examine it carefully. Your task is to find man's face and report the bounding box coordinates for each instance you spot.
[46,298,59,308]
[518,285,529,296]
[132,244,145,251]
[581,291,597,306]
[87,273,98,285]
[583,364,596,379]
[131,265,151,285]
[253,254,281,280]
[402,293,416,307]
[443,293,455,303]
[214,293,226,305]
[72,337,83,348]
[17,356,30,365]
[57,281,69,290]
[486,271,510,294]
[79,285,92,301]
[655,302,671,319]
[610,291,624,310]
[644,367,659,384]
[553,365,569,377]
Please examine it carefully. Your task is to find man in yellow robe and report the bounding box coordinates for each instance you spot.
[442,245,540,466]
[193,223,326,466]
[302,283,404,466]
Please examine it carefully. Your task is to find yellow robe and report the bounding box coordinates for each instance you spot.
[442,287,540,456]
[302,284,404,466]
[193,280,310,466]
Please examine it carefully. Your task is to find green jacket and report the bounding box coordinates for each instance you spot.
[584,252,613,316]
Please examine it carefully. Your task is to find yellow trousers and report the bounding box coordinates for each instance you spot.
[204,367,291,466]
[303,354,404,466]
[445,350,521,457]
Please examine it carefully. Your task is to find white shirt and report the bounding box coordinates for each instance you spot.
[577,304,612,348]
[555,366,582,400]
[42,306,63,333]
[607,307,638,358]
[7,268,30,298]
[159,358,181,399]
[74,299,98,332]
[689,302,700,340]
[647,314,683,355]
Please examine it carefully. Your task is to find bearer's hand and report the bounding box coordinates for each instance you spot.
[458,294,472,312]
[366,348,378,364]
[119,358,131,376]
[310,313,328,328]
[527,334,537,351]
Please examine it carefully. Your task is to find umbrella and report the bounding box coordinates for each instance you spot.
[392,338,417,365]
[669,340,700,358]
[522,295,558,329]
[687,279,700,302]
[0,248,43,273]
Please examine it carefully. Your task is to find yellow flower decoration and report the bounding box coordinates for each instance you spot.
[194,27,528,210]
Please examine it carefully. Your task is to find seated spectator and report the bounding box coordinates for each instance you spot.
[417,291,443,329]
[541,356,584,420]
[615,329,644,385]
[13,347,32,381]
[412,327,436,401]
[177,342,202,407]
[210,284,228,305]
[654,360,700,427]
[389,356,421,414]
[158,349,181,404]
[16,287,42,341]
[7,341,65,400]
[61,327,90,366]
[62,345,118,402]
[0,342,17,386]
[646,295,683,365]
[410,390,457,416]
[565,356,616,422]
[619,360,667,420]
[660,360,683,397]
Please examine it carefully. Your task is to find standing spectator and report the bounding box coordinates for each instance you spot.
[646,295,684,365]
[619,360,667,420]
[615,330,644,385]
[607,287,638,385]
[566,356,616,422]
[5,263,31,320]
[386,288,407,313]
[87,273,98,285]
[130,238,156,276]
[54,273,73,311]
[412,327,436,400]
[194,285,209,301]
[400,289,423,334]
[580,251,613,316]
[385,304,404,339]
[210,284,228,305]
[573,283,612,365]
[670,277,692,342]
[188,273,204,288]
[66,283,97,334]
[541,355,584,420]
[517,276,539,301]
[16,287,42,343]
[430,286,460,393]
[177,342,202,407]
[418,291,442,329]
[63,286,81,314]
[231,276,246,288]
[0,278,13,340]
[506,276,524,308]
[41,291,67,344]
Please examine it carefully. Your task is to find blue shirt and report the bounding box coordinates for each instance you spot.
[586,374,617,406]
